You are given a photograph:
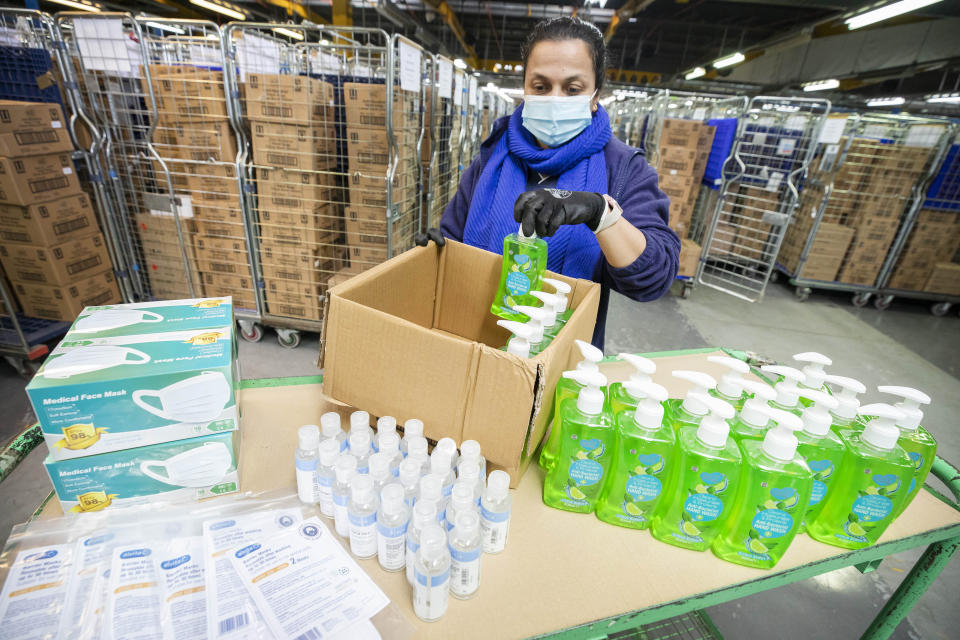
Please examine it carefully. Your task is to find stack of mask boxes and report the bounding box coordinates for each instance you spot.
[0,100,121,320]
[27,297,241,513]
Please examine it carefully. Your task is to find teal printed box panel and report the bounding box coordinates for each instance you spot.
[66,297,234,340]
[27,325,239,461]
[44,431,240,514]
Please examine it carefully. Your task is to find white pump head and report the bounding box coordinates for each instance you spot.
[562,369,607,415]
[672,370,717,416]
[878,386,931,431]
[497,319,536,358]
[793,352,832,389]
[542,278,571,313]
[694,394,735,448]
[623,380,668,431]
[617,353,656,399]
[529,291,560,327]
[512,305,548,343]
[858,403,907,450]
[708,355,750,400]
[824,374,867,420]
[760,365,806,408]
[738,380,777,429]
[798,389,839,437]
[757,406,803,461]
[573,339,604,373]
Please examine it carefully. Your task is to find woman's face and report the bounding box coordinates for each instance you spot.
[524,38,599,112]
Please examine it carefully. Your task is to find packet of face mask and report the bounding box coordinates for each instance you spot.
[104,542,164,640]
[0,543,74,640]
[155,536,207,640]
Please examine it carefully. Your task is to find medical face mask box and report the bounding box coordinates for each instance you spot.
[43,431,240,513]
[27,323,239,461]
[321,240,601,485]
[65,297,234,339]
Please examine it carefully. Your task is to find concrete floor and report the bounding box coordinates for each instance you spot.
[1,280,958,639]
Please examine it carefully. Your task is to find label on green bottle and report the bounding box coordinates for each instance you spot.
[560,438,606,508]
[836,473,901,544]
[807,458,834,506]
[738,486,800,562]
[505,271,531,297]
[908,452,923,495]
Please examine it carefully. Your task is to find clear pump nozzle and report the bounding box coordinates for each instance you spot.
[756,406,803,460]
[692,394,734,447]
[542,278,571,314]
[798,389,839,437]
[760,365,806,408]
[708,355,750,400]
[793,352,832,389]
[497,319,536,358]
[562,369,608,415]
[529,291,560,328]
[738,380,777,428]
[672,370,717,417]
[877,386,931,431]
[512,305,548,344]
[858,403,907,450]
[823,374,866,420]
[623,380,668,430]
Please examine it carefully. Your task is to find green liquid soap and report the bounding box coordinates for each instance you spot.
[491,227,547,322]
[713,410,812,570]
[543,370,612,514]
[596,382,674,530]
[651,395,741,552]
[877,384,936,519]
[794,388,846,533]
[728,380,776,444]
[807,404,913,550]
[607,353,657,420]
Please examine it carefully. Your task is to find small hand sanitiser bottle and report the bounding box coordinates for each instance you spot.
[446,481,479,531]
[606,353,656,419]
[398,457,422,506]
[807,403,913,550]
[728,380,776,443]
[458,440,486,479]
[793,351,833,397]
[651,395,742,552]
[295,425,320,505]
[401,418,424,456]
[377,483,409,572]
[512,305,550,356]
[759,365,806,416]
[321,412,347,451]
[316,439,340,517]
[333,454,358,538]
[374,415,397,453]
[407,437,430,475]
[596,381,674,530]
[418,474,447,522]
[368,452,393,495]
[497,319,536,358]
[457,459,485,506]
[449,511,483,600]
[539,339,604,471]
[349,410,374,444]
[823,374,866,433]
[793,389,845,532]
[708,355,750,411]
[406,500,438,586]
[490,225,548,322]
[413,525,451,622]
[878,386,935,518]
[480,470,512,553]
[348,474,379,559]
[664,370,717,432]
[349,430,373,475]
[430,450,456,500]
[435,437,459,471]
[378,431,402,477]
[712,408,813,569]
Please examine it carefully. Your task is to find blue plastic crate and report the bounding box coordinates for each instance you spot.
[0,45,63,106]
[703,117,737,190]
[924,144,960,211]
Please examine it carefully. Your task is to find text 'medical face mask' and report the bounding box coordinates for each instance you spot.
[133,371,231,423]
[74,309,164,333]
[140,442,233,488]
[521,92,596,147]
[41,346,151,379]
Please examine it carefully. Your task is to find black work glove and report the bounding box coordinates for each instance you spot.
[513,189,606,238]
[415,227,446,248]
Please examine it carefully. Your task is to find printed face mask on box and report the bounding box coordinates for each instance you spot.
[140,441,233,487]
[67,297,233,339]
[134,371,231,423]
[73,309,164,333]
[40,345,151,379]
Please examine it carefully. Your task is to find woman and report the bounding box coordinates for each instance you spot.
[421,16,679,348]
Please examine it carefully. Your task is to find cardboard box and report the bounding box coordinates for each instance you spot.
[152,120,237,163]
[657,146,699,176]
[0,233,110,286]
[321,240,601,485]
[260,241,326,287]
[266,280,322,321]
[0,100,73,157]
[658,173,698,206]
[659,118,703,149]
[201,272,255,309]
[250,121,337,171]
[923,263,960,296]
[677,239,700,278]
[348,170,412,209]
[135,212,203,298]
[0,192,98,246]
[143,65,229,122]
[837,218,901,286]
[245,73,336,124]
[257,167,337,211]
[13,269,120,321]
[194,203,243,225]
[195,235,249,275]
[792,223,854,282]
[260,205,342,248]
[346,127,416,173]
[343,82,417,128]
[0,152,81,205]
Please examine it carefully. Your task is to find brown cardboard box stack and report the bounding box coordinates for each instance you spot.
[0,101,120,320]
[887,209,960,293]
[778,190,855,282]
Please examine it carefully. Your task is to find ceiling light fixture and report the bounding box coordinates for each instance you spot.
[190,0,247,21]
[866,96,906,106]
[803,78,840,92]
[144,21,185,34]
[685,67,706,80]
[272,27,304,41]
[845,0,943,31]
[453,58,467,70]
[926,92,960,103]
[48,0,102,11]
[713,52,745,69]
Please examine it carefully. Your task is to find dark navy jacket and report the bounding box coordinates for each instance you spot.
[440,115,680,349]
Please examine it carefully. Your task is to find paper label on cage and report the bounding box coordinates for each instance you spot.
[764,172,784,192]
[762,211,789,227]
[188,44,223,68]
[693,108,706,121]
[776,138,796,156]
[785,115,807,131]
[235,33,281,82]
[469,76,478,107]
[399,40,421,93]
[817,117,847,144]
[438,59,453,99]
[74,18,132,74]
[755,116,776,128]
[862,124,889,140]
[454,73,464,106]
[903,125,945,148]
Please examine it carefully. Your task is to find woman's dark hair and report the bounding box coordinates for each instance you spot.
[521,16,607,91]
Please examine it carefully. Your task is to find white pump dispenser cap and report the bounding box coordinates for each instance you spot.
[512,305,548,343]
[573,340,604,374]
[497,319,536,358]
[708,355,750,399]
[530,291,560,327]
[380,483,405,514]
[404,418,424,439]
[878,386,931,431]
[693,394,734,448]
[824,374,867,420]
[798,389,839,437]
[562,369,608,415]
[320,412,341,438]
[859,403,907,450]
[335,454,358,483]
[319,439,340,466]
[542,278,571,313]
[298,424,320,450]
[486,470,510,500]
[623,380,668,430]
[793,352,832,389]
[760,365,806,408]
[738,380,777,428]
[618,353,656,398]
[757,406,803,460]
[672,370,717,416]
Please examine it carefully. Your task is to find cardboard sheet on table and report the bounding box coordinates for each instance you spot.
[36,350,960,640]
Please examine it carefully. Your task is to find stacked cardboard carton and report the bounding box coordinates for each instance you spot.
[887,209,960,293]
[0,100,121,320]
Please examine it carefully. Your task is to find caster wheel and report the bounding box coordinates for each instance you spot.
[795,287,811,302]
[851,292,871,308]
[931,302,951,317]
[277,329,301,349]
[239,321,263,343]
[873,295,893,311]
[681,284,691,299]
[768,270,780,284]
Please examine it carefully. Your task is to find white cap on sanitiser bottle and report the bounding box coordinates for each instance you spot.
[878,386,932,432]
[756,406,803,461]
[398,457,422,506]
[692,394,735,448]
[401,418,424,456]
[672,370,718,418]
[824,374,867,424]
[348,474,379,559]
[449,510,483,600]
[737,380,777,430]
[350,410,373,439]
[623,380,668,430]
[407,436,430,474]
[542,277,571,315]
[333,454,358,538]
[618,354,657,399]
[435,437,459,470]
[497,319,537,358]
[798,389,839,437]
[368,452,392,494]
[858,404,907,450]
[708,355,750,403]
[378,431,402,476]
[562,369,608,415]
[413,524,451,622]
[375,415,398,452]
[480,470,512,553]
[418,473,445,521]
[446,481,478,531]
[406,500,438,586]
[320,412,347,451]
[760,365,806,410]
[295,425,320,505]
[458,439,486,478]
[349,430,372,474]
[793,352,832,390]
[377,483,409,572]
[512,304,549,348]
[430,450,456,498]
[457,458,485,505]
[316,439,340,517]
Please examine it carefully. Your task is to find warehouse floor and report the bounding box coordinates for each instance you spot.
[1,282,958,639]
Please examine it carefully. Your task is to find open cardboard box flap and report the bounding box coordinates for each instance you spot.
[321,240,600,485]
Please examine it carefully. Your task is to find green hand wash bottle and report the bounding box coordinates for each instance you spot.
[823,374,866,434]
[543,369,612,514]
[651,395,742,551]
[728,380,776,443]
[664,371,717,433]
[793,351,833,404]
[759,365,805,416]
[794,389,846,532]
[708,355,750,411]
[491,225,548,322]
[596,381,674,529]
[807,404,913,550]
[539,339,604,471]
[878,386,936,519]
[607,353,657,419]
[713,408,813,569]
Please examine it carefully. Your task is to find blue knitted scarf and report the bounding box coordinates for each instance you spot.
[462,104,611,279]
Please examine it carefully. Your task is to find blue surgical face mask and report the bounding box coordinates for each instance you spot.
[521,92,596,147]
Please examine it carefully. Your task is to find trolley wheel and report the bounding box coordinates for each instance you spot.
[277,329,301,349]
[873,295,894,311]
[239,321,264,343]
[851,292,871,308]
[680,282,692,299]
[931,302,952,317]
[794,287,811,302]
[768,270,780,284]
